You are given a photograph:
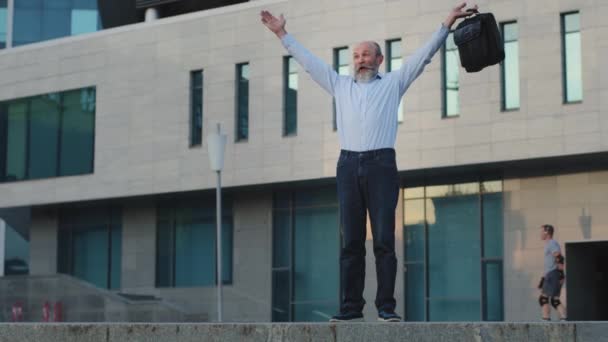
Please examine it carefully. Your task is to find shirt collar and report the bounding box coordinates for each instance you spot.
[354,72,383,83]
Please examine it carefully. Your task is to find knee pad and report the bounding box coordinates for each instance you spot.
[539,295,549,306]
[551,297,561,309]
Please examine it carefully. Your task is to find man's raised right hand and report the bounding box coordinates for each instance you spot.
[260,10,287,38]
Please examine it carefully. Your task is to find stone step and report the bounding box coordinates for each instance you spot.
[0,322,607,342]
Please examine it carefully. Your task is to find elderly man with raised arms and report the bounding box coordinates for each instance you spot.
[261,2,478,322]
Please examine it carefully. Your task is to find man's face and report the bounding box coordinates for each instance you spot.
[540,227,548,240]
[353,42,383,83]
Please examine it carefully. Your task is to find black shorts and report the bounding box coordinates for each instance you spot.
[542,269,563,297]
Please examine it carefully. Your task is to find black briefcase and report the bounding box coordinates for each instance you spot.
[453,11,505,73]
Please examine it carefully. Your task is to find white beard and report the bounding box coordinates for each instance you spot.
[355,68,377,83]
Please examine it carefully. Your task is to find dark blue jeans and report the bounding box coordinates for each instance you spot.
[336,148,399,314]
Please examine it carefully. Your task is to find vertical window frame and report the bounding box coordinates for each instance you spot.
[189,69,203,147]
[283,56,298,137]
[386,38,404,123]
[441,32,460,118]
[189,69,204,147]
[561,11,583,104]
[332,47,348,131]
[235,62,249,142]
[500,21,520,112]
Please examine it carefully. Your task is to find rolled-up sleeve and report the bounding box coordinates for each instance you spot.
[281,33,339,96]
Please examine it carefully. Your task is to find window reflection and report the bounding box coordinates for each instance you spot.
[403,181,504,321]
[444,32,460,117]
[386,39,404,122]
[0,0,7,49]
[13,0,100,47]
[562,12,583,103]
[501,22,520,110]
[284,56,298,136]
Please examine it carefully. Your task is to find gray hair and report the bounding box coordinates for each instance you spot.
[357,41,383,57]
[371,42,382,57]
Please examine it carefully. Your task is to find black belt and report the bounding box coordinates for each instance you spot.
[340,148,395,158]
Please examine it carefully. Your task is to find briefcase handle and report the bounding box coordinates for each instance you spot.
[465,8,479,17]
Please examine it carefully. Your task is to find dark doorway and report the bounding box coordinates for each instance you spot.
[565,241,608,320]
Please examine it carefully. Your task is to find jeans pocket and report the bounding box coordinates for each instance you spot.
[337,154,348,168]
[375,154,397,169]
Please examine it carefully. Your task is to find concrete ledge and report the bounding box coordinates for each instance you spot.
[0,322,606,342]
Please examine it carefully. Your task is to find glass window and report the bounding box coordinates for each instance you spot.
[3,101,28,181]
[0,0,7,49]
[284,56,298,136]
[332,47,349,131]
[58,206,122,290]
[156,219,174,287]
[0,87,96,183]
[0,207,31,276]
[28,95,61,179]
[483,261,503,321]
[482,192,503,259]
[13,0,100,47]
[404,199,426,321]
[190,70,203,146]
[428,195,481,321]
[110,219,121,290]
[404,187,424,199]
[272,187,339,322]
[235,63,249,141]
[443,32,459,117]
[405,262,425,321]
[501,22,520,110]
[72,225,109,288]
[273,208,291,269]
[562,12,583,103]
[59,88,95,176]
[156,197,233,287]
[293,204,339,321]
[272,202,291,322]
[426,182,479,198]
[42,5,71,41]
[386,39,404,122]
[70,8,98,35]
[404,199,425,263]
[272,269,290,322]
[403,181,504,322]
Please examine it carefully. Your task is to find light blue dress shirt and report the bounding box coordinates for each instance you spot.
[281,24,449,152]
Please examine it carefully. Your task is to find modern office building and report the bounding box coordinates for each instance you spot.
[0,0,607,322]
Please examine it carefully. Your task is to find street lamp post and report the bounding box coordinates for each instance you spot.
[207,123,227,322]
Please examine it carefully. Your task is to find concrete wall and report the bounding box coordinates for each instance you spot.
[503,170,608,321]
[1,0,607,208]
[28,208,58,275]
[0,322,605,342]
[121,200,157,291]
